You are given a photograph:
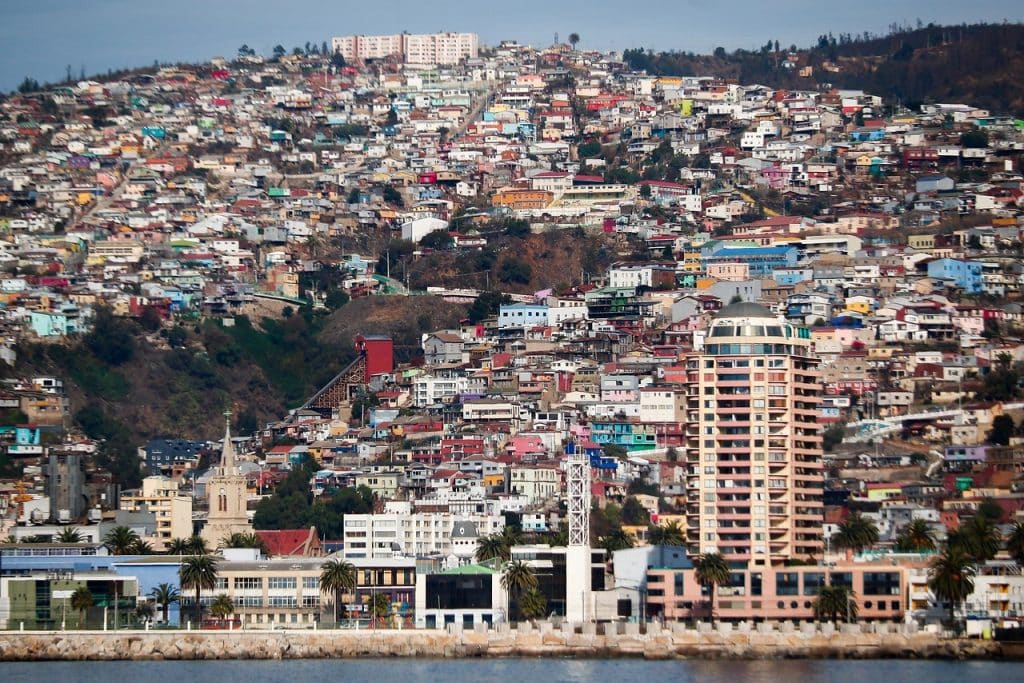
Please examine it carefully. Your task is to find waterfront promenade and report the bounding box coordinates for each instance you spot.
[0,621,1005,661]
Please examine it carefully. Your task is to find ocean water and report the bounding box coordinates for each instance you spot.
[0,658,1017,683]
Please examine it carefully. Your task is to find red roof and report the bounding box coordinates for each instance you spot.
[254,528,322,557]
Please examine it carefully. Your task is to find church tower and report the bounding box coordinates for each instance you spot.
[200,411,252,548]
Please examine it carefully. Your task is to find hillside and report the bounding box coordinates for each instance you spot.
[624,23,1024,114]
[10,296,468,486]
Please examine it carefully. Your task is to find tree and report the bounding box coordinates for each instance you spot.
[503,219,531,238]
[502,559,538,622]
[568,33,580,50]
[129,539,154,555]
[498,257,532,285]
[103,526,140,555]
[419,230,454,250]
[1006,521,1024,565]
[621,496,649,526]
[382,184,404,207]
[693,552,730,626]
[210,594,235,622]
[960,130,989,149]
[894,519,936,552]
[648,521,686,546]
[187,535,210,555]
[948,515,1001,562]
[519,589,548,620]
[988,414,1015,446]
[166,537,190,555]
[70,586,93,627]
[600,527,636,552]
[831,512,879,555]
[56,527,83,543]
[320,558,358,625]
[150,583,180,624]
[928,544,976,630]
[369,592,391,626]
[347,187,361,204]
[179,554,219,625]
[237,44,255,58]
[272,45,286,60]
[466,291,511,323]
[813,584,858,626]
[639,183,652,200]
[220,532,268,553]
[475,533,511,563]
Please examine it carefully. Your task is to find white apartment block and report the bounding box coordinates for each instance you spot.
[342,505,504,561]
[331,32,479,65]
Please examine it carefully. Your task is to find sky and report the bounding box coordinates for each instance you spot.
[2,0,1023,92]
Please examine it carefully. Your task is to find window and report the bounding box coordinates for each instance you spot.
[863,572,900,596]
[674,573,685,596]
[776,572,799,596]
[302,596,320,608]
[303,577,319,589]
[803,573,825,596]
[234,577,262,590]
[268,596,297,607]
[269,577,297,590]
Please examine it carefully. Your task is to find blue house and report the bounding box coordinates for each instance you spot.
[497,304,549,329]
[705,245,799,278]
[926,258,983,293]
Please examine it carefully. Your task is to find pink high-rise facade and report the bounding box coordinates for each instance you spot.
[680,302,824,567]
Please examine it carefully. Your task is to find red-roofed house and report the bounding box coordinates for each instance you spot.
[255,527,324,557]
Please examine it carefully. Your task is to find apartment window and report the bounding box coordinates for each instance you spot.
[674,573,685,596]
[303,577,319,589]
[268,596,297,608]
[776,573,799,596]
[269,577,297,590]
[302,596,320,608]
[234,577,262,590]
[803,573,825,596]
[863,572,900,596]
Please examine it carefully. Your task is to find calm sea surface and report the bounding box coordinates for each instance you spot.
[0,658,1016,683]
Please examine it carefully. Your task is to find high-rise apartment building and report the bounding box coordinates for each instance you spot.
[331,32,479,65]
[679,302,823,566]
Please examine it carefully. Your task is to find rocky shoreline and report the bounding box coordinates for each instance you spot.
[0,623,1009,661]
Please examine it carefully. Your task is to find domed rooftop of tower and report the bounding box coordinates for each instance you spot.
[713,301,776,319]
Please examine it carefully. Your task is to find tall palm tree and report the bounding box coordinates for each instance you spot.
[949,515,1001,562]
[179,555,219,625]
[501,559,538,622]
[928,544,976,630]
[568,33,580,50]
[56,527,83,543]
[320,558,358,625]
[166,538,191,555]
[648,521,686,546]
[894,519,937,552]
[813,584,858,626]
[475,533,509,563]
[70,585,93,628]
[150,583,180,624]
[831,512,879,555]
[501,525,522,549]
[1006,521,1024,565]
[210,594,235,622]
[693,552,730,626]
[103,526,140,555]
[186,535,210,555]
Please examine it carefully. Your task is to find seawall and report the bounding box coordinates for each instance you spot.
[0,622,1007,661]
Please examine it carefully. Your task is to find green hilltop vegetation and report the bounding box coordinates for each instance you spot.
[623,22,1024,114]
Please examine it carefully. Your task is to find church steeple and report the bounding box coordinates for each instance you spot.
[220,410,235,472]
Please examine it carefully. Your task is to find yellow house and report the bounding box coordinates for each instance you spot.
[845,299,873,314]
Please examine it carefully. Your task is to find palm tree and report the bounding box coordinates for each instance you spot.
[103,526,140,555]
[129,539,154,555]
[56,527,83,543]
[894,519,937,552]
[568,33,580,50]
[320,558,358,625]
[831,512,879,556]
[501,525,522,548]
[186,535,210,555]
[949,515,1000,562]
[519,589,548,620]
[166,538,191,555]
[136,601,155,624]
[70,585,93,627]
[648,521,686,546]
[501,559,538,622]
[600,527,635,552]
[1006,521,1024,565]
[150,583,180,623]
[210,594,235,623]
[693,552,730,626]
[813,584,858,626]
[179,555,219,625]
[928,544,976,630]
[475,533,509,563]
[220,532,268,553]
